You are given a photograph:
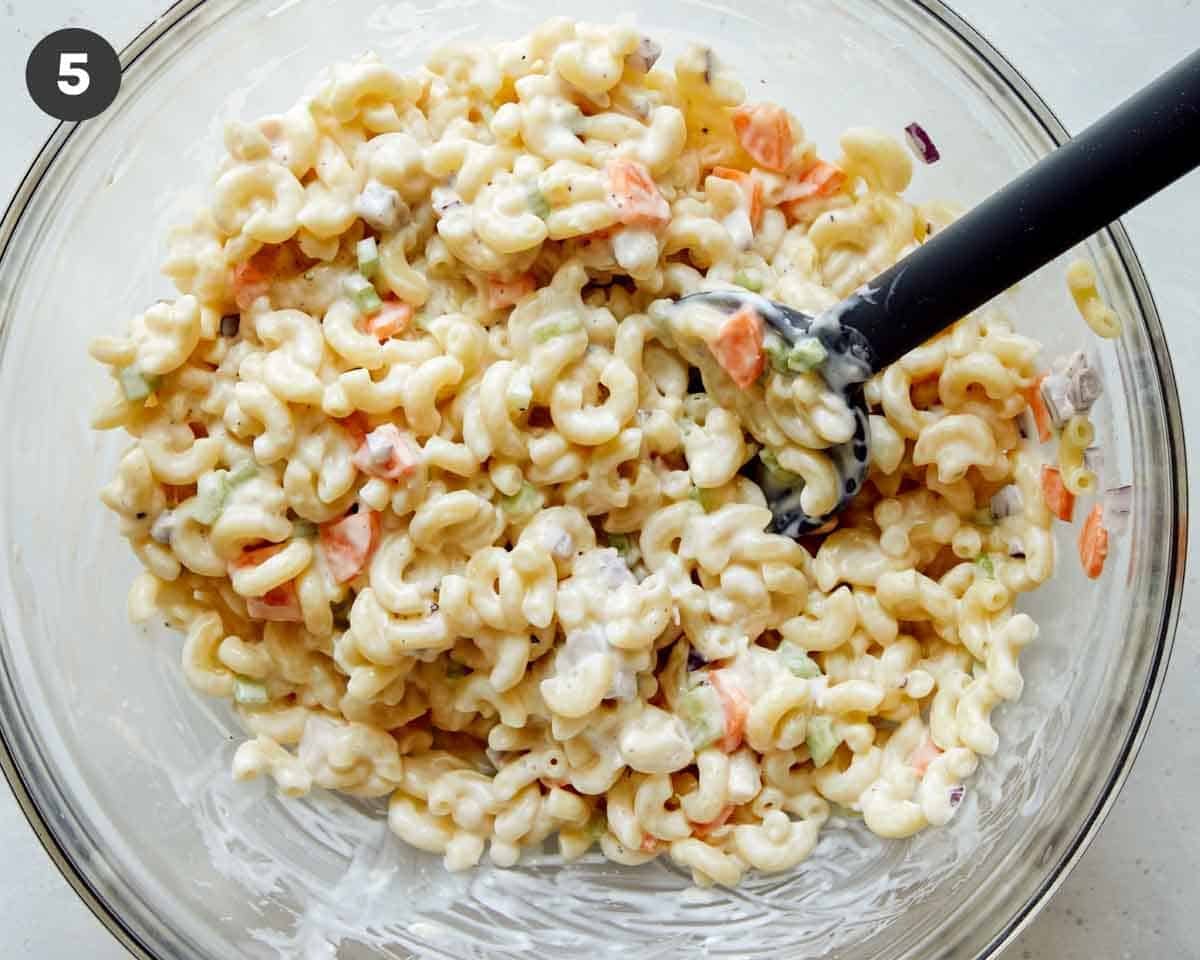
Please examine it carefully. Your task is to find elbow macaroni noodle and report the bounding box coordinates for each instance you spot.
[92,19,1082,886]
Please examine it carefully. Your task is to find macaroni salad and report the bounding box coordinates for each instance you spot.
[91,20,1066,886]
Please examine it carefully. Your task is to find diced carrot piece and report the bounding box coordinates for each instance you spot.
[710,305,765,389]
[351,423,419,481]
[731,104,794,172]
[338,412,369,447]
[487,273,536,310]
[163,483,197,507]
[1079,503,1109,579]
[780,161,847,217]
[246,581,303,622]
[909,738,943,777]
[806,161,846,195]
[606,158,671,226]
[692,804,735,837]
[1023,375,1052,443]
[320,509,381,583]
[232,245,280,311]
[230,541,288,571]
[363,299,414,341]
[709,670,750,753]
[711,166,763,230]
[1041,465,1075,522]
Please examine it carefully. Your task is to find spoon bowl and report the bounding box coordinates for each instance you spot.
[675,290,874,536]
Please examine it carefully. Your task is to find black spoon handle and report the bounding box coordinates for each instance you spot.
[840,48,1200,371]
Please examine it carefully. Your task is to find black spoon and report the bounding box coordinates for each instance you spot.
[678,48,1200,538]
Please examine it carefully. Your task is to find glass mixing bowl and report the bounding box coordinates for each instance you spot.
[0,0,1186,957]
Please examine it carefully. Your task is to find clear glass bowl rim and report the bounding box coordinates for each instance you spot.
[0,1,1186,958]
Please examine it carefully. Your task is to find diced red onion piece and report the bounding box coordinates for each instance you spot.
[989,484,1023,520]
[1083,445,1104,475]
[629,36,662,73]
[904,122,941,164]
[355,180,409,232]
[1054,349,1088,379]
[1067,366,1103,413]
[1039,373,1074,428]
[1104,484,1133,534]
[949,785,965,807]
[366,429,395,466]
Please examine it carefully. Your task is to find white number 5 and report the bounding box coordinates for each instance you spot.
[57,52,90,95]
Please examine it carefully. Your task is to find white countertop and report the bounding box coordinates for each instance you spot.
[1,1,1196,957]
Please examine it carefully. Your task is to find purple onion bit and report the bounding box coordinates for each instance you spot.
[686,647,707,672]
[949,785,966,808]
[905,122,941,164]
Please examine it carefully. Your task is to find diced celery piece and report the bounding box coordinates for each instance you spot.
[607,533,632,557]
[807,715,840,768]
[764,336,790,374]
[532,318,582,343]
[118,367,160,402]
[528,183,551,219]
[344,273,383,313]
[233,676,269,705]
[786,336,828,373]
[227,459,258,487]
[759,448,802,486]
[606,533,641,567]
[733,270,763,292]
[291,519,318,539]
[191,470,230,526]
[677,685,723,749]
[356,237,380,279]
[975,554,995,578]
[778,641,822,679]
[689,486,720,512]
[500,482,544,517]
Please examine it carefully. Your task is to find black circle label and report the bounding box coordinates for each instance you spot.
[25,28,121,122]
